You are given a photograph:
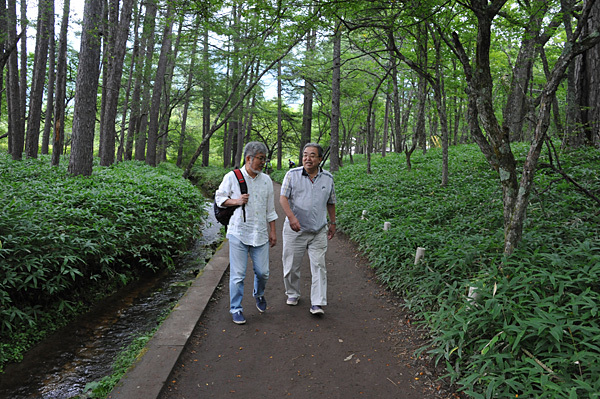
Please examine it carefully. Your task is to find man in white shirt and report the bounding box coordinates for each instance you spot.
[280,143,336,315]
[215,142,278,324]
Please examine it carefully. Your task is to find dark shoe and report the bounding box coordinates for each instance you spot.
[310,305,324,315]
[286,296,299,306]
[232,311,246,324]
[255,296,267,313]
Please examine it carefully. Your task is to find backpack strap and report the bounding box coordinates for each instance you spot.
[233,169,247,222]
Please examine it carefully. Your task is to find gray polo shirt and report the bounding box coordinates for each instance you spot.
[280,167,336,233]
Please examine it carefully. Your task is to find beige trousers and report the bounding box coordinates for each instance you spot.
[282,223,328,306]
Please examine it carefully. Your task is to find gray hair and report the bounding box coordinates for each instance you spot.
[302,142,323,158]
[244,141,268,159]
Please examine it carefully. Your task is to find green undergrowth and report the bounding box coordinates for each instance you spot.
[188,164,230,194]
[334,144,600,398]
[0,154,206,371]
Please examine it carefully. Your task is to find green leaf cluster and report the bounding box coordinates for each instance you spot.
[334,144,600,397]
[0,154,206,369]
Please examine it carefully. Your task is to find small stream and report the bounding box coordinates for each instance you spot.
[0,201,222,399]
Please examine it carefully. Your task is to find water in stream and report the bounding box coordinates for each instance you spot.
[0,202,222,399]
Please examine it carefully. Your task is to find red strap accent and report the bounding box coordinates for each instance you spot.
[233,168,245,184]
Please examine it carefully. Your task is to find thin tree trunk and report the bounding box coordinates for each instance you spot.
[41,12,55,156]
[276,59,283,170]
[51,0,70,166]
[18,0,26,136]
[177,20,199,168]
[134,0,158,162]
[26,0,52,158]
[201,25,211,167]
[99,0,134,166]
[7,0,23,160]
[330,19,341,172]
[117,1,139,162]
[300,23,315,164]
[146,2,174,166]
[157,17,183,164]
[68,0,102,176]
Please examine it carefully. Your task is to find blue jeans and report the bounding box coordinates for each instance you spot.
[228,234,270,314]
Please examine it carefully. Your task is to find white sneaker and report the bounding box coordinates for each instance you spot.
[286,297,299,306]
[310,305,324,315]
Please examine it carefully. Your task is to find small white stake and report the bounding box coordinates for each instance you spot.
[414,247,425,264]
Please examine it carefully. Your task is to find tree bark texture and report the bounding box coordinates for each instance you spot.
[146,3,173,167]
[42,11,55,156]
[99,0,134,166]
[25,0,52,159]
[7,0,23,160]
[329,20,341,172]
[51,0,70,166]
[575,0,600,148]
[134,0,158,162]
[68,0,102,176]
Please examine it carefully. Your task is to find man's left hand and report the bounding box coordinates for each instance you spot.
[327,224,336,240]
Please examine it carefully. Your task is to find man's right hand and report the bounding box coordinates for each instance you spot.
[289,216,301,232]
[237,194,249,206]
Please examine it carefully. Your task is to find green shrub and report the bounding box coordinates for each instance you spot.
[334,144,600,398]
[0,154,206,369]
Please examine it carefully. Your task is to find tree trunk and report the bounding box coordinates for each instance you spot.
[41,12,55,156]
[51,0,70,166]
[99,0,134,166]
[117,2,139,163]
[145,1,173,167]
[18,0,26,136]
[0,0,6,126]
[177,19,199,168]
[574,0,600,148]
[134,0,158,162]
[26,0,52,159]
[277,60,283,170]
[7,0,23,160]
[389,29,404,153]
[430,26,449,187]
[157,17,183,164]
[382,95,390,158]
[68,0,102,176]
[407,73,427,172]
[300,26,315,164]
[201,25,211,167]
[329,19,341,172]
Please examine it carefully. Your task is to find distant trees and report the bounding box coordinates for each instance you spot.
[1,0,599,253]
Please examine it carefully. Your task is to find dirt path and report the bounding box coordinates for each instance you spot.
[158,182,458,398]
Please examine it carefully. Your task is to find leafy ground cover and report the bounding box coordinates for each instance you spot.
[333,144,600,398]
[0,154,207,371]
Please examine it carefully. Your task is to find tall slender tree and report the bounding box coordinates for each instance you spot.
[134,0,158,161]
[146,1,174,167]
[41,9,55,155]
[68,0,102,176]
[25,0,52,158]
[51,0,70,166]
[6,0,23,160]
[99,0,134,166]
[329,19,342,172]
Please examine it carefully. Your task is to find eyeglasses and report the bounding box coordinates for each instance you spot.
[303,153,320,159]
[254,156,267,162]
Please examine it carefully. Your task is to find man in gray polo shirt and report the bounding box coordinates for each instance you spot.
[280,143,336,315]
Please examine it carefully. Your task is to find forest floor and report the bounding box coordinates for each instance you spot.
[157,182,463,398]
